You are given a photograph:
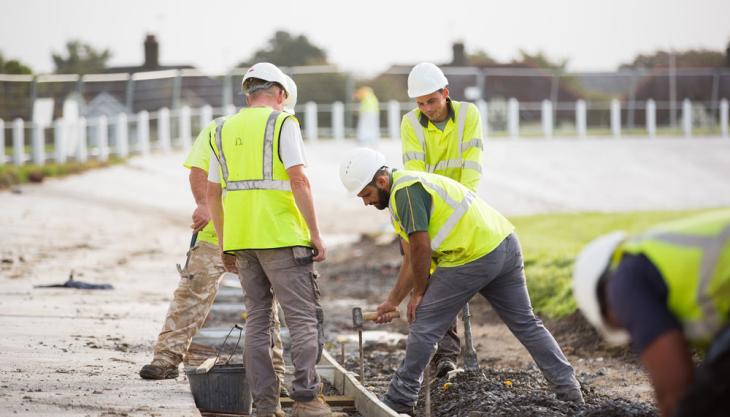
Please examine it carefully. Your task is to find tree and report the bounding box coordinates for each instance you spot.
[52,40,111,74]
[620,49,725,69]
[511,50,567,70]
[240,31,328,67]
[467,49,498,66]
[0,52,32,74]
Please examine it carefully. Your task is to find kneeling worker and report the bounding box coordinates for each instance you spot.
[573,210,730,417]
[338,148,583,415]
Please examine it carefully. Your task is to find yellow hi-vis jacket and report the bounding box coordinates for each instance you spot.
[209,107,310,252]
[401,100,483,192]
[618,209,730,349]
[388,170,513,267]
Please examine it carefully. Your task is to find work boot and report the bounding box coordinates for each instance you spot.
[381,397,415,416]
[292,395,347,417]
[435,358,457,378]
[139,359,179,380]
[555,388,585,403]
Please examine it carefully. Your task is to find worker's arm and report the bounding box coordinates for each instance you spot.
[401,116,427,172]
[189,167,210,231]
[406,231,431,323]
[640,330,694,417]
[459,104,483,192]
[287,165,326,262]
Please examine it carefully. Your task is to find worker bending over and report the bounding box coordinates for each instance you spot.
[339,148,582,416]
[573,210,730,417]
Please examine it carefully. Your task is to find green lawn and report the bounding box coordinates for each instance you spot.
[513,209,724,318]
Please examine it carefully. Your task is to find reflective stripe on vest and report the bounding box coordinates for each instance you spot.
[215,111,291,192]
[640,224,730,341]
[389,173,476,249]
[404,103,479,172]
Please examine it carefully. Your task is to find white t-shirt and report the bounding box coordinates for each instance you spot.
[208,118,307,183]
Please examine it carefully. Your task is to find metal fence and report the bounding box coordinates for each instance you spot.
[2,65,730,167]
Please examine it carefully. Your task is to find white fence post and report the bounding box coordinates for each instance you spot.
[576,99,586,138]
[508,98,519,139]
[158,107,171,152]
[682,98,692,138]
[179,106,192,149]
[137,111,149,155]
[76,118,88,162]
[32,122,44,165]
[387,100,400,140]
[115,113,129,158]
[305,101,318,142]
[225,104,236,116]
[646,99,656,139]
[721,99,729,139]
[13,118,24,166]
[332,101,344,141]
[200,105,213,128]
[54,119,66,164]
[610,99,621,138]
[541,100,553,138]
[476,99,488,139]
[0,119,5,166]
[97,116,109,162]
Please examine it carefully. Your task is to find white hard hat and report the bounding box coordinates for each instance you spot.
[242,62,289,96]
[572,232,630,345]
[407,62,448,98]
[339,148,387,195]
[283,75,297,115]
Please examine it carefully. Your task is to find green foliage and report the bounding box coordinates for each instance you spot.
[0,157,123,189]
[620,49,726,69]
[241,31,328,67]
[0,52,33,74]
[511,50,568,70]
[468,49,498,66]
[513,210,717,318]
[52,40,112,74]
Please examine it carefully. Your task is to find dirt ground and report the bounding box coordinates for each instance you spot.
[318,236,657,417]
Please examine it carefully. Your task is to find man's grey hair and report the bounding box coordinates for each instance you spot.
[243,78,286,99]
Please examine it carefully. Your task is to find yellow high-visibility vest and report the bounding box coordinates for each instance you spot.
[388,170,513,267]
[209,107,310,251]
[619,210,730,348]
[401,100,483,192]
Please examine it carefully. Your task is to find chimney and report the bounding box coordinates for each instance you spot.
[726,40,730,67]
[452,42,467,66]
[144,34,159,69]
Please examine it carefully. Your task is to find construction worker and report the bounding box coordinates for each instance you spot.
[355,86,379,145]
[137,76,299,394]
[573,210,730,417]
[207,63,345,417]
[399,62,485,376]
[338,148,583,416]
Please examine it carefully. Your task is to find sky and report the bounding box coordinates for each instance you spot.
[1,0,728,77]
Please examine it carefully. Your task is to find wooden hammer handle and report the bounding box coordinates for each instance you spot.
[362,310,401,321]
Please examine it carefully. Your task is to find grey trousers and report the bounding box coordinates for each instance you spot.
[235,247,324,414]
[385,233,580,407]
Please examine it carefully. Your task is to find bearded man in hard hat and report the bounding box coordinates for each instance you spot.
[207,63,344,417]
[138,75,298,394]
[399,62,485,377]
[573,210,730,417]
[339,148,583,415]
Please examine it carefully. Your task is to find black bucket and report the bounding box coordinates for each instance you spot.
[185,324,252,414]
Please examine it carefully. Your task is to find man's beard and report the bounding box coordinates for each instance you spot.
[374,187,390,210]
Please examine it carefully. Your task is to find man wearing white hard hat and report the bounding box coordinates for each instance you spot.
[573,210,730,417]
[138,73,298,392]
[207,63,344,417]
[339,148,582,415]
[399,62,486,376]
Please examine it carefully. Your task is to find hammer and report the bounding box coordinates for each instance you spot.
[352,307,401,384]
